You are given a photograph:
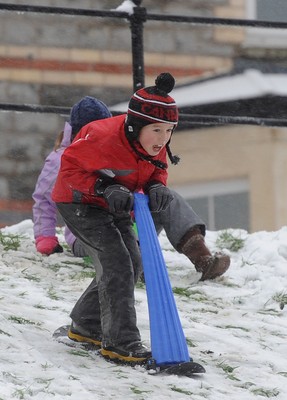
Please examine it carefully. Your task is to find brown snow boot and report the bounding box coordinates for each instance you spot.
[177,227,230,281]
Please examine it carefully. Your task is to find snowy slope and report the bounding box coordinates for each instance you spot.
[1,220,287,400]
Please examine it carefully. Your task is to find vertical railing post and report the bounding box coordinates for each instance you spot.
[129,0,146,91]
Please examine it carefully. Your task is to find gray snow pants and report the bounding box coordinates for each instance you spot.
[151,189,205,243]
[56,202,142,347]
[58,190,205,342]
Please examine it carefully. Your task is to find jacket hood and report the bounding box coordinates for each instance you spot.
[61,122,73,148]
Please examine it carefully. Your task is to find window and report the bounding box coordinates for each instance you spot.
[171,179,249,231]
[245,0,287,47]
[256,0,287,22]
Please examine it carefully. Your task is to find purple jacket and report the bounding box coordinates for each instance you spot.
[32,122,75,248]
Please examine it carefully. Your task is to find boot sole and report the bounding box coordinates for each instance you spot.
[67,328,102,348]
[100,348,150,365]
[200,256,230,281]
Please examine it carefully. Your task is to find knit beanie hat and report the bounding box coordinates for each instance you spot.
[70,96,112,140]
[125,72,180,169]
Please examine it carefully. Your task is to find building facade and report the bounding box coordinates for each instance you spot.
[0,0,287,231]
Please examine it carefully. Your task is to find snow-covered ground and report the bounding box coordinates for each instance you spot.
[1,220,287,399]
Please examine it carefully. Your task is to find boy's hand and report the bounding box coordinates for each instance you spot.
[146,183,174,212]
[103,184,134,213]
[35,236,63,255]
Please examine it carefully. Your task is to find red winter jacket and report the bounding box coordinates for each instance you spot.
[52,114,168,209]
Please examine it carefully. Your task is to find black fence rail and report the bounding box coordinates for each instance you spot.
[1,1,287,127]
[1,102,287,129]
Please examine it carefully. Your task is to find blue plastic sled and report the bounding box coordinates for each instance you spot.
[134,193,190,366]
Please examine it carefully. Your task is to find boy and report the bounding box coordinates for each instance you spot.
[52,72,229,364]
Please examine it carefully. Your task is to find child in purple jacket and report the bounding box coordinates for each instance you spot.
[32,96,112,256]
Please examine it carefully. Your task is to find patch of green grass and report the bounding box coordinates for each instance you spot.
[47,263,69,273]
[216,230,245,252]
[72,270,96,280]
[35,377,54,387]
[130,386,152,395]
[186,337,197,347]
[135,281,145,289]
[173,287,192,297]
[0,231,23,251]
[219,325,249,332]
[272,291,287,310]
[48,257,94,272]
[269,331,286,339]
[60,256,94,269]
[22,273,41,283]
[47,286,61,301]
[34,304,58,311]
[0,328,11,336]
[68,375,80,380]
[41,362,53,370]
[217,360,240,381]
[170,385,193,395]
[217,361,239,374]
[251,387,279,397]
[195,307,218,314]
[82,256,93,267]
[12,387,33,399]
[68,349,91,357]
[173,287,209,302]
[237,381,256,389]
[258,309,280,316]
[34,304,46,310]
[18,292,28,298]
[8,316,41,326]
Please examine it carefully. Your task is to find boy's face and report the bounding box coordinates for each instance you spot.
[138,122,174,156]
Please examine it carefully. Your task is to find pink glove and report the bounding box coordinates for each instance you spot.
[35,236,63,255]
